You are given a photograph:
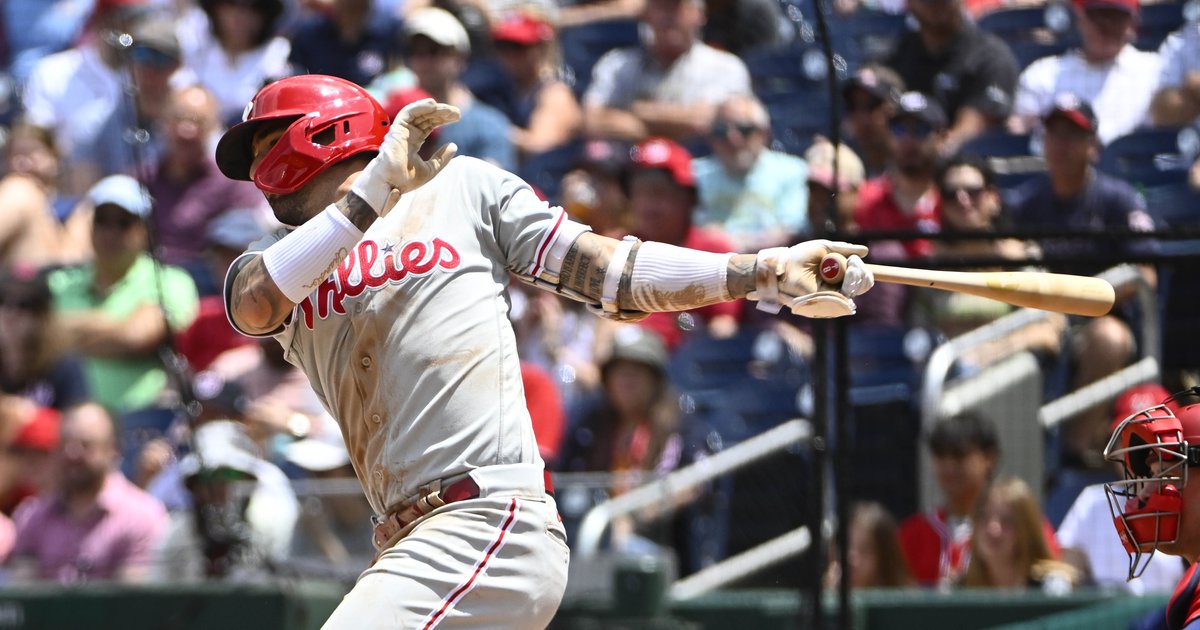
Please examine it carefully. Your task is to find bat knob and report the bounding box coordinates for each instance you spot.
[820,253,847,284]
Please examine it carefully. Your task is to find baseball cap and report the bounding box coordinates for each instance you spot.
[629,137,695,188]
[891,91,947,130]
[284,420,352,472]
[405,7,471,55]
[207,210,268,250]
[128,12,181,61]
[382,86,435,120]
[1111,383,1172,430]
[602,326,669,374]
[1043,92,1098,134]
[87,174,152,218]
[805,139,865,192]
[842,65,904,107]
[1074,0,1139,15]
[492,13,555,46]
[180,420,261,481]
[10,407,61,453]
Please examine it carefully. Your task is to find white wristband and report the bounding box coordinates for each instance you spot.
[628,241,732,312]
[261,205,364,303]
[601,237,637,313]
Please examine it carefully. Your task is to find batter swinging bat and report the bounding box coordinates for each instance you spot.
[819,253,1115,317]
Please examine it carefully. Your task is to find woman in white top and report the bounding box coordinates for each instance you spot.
[178,0,292,126]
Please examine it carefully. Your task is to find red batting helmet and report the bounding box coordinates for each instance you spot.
[1103,387,1200,580]
[215,74,390,195]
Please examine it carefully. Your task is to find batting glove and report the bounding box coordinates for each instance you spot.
[748,240,873,318]
[351,98,461,214]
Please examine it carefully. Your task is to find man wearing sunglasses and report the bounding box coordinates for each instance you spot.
[854,91,946,260]
[692,94,808,251]
[842,64,905,179]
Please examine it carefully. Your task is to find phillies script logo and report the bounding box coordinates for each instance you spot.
[298,238,460,328]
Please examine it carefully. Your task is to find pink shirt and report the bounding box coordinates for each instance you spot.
[10,472,168,582]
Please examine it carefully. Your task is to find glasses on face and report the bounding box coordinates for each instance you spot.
[940,185,986,203]
[407,43,451,58]
[889,119,933,139]
[711,120,761,139]
[93,212,139,230]
[130,45,179,69]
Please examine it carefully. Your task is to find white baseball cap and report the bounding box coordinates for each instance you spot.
[87,174,153,218]
[404,7,470,55]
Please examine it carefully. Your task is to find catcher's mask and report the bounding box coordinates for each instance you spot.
[216,74,390,195]
[1103,387,1200,580]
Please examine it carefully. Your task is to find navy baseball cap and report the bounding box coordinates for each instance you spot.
[842,66,904,106]
[891,91,947,130]
[1043,93,1098,134]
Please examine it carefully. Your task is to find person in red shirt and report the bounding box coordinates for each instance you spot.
[900,413,1060,586]
[1105,388,1200,630]
[624,137,742,348]
[853,91,945,260]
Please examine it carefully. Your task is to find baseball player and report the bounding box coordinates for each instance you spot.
[215,74,874,628]
[1105,388,1200,630]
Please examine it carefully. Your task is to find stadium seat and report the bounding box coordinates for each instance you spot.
[977,3,1077,45]
[1136,2,1186,52]
[960,130,1046,190]
[1098,127,1192,189]
[668,325,810,393]
[828,9,911,63]
[1142,180,1200,228]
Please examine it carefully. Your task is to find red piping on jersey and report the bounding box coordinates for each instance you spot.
[529,210,566,278]
[421,498,520,629]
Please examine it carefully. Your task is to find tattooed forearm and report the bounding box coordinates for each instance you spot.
[559,232,613,301]
[229,256,293,334]
[339,192,382,233]
[726,254,758,299]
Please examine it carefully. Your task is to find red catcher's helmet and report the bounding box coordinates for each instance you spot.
[1103,387,1200,581]
[215,75,389,195]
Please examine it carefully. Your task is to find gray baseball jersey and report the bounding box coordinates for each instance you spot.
[228,156,587,516]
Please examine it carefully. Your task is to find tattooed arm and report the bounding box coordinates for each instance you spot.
[226,193,377,335]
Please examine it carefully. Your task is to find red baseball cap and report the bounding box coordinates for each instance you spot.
[629,137,694,188]
[1112,383,1172,431]
[1044,92,1099,135]
[11,407,61,453]
[1074,0,1139,15]
[492,13,555,46]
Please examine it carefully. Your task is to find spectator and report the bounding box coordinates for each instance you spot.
[559,141,631,238]
[558,0,644,28]
[825,501,915,589]
[403,7,516,170]
[624,137,742,347]
[582,0,751,145]
[21,1,149,195]
[0,267,89,412]
[1056,383,1185,593]
[3,407,62,514]
[960,477,1076,592]
[853,91,945,260]
[490,11,582,158]
[692,94,809,251]
[287,0,398,87]
[522,361,566,466]
[283,419,373,571]
[179,0,292,127]
[508,277,603,413]
[1011,0,1159,145]
[146,84,268,291]
[49,175,200,416]
[8,402,168,583]
[3,0,95,92]
[0,152,65,269]
[804,138,866,235]
[911,155,1066,366]
[842,64,905,178]
[885,0,1018,155]
[1150,17,1200,127]
[1004,94,1156,466]
[174,210,268,372]
[151,419,298,580]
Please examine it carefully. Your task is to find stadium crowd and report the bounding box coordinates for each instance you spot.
[0,0,1196,609]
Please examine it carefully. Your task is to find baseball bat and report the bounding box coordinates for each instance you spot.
[819,253,1115,317]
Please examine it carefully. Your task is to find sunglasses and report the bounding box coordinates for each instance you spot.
[93,212,140,229]
[711,121,761,138]
[130,45,178,69]
[940,185,987,202]
[889,119,934,139]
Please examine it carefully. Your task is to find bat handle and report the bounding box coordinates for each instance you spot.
[820,252,848,285]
